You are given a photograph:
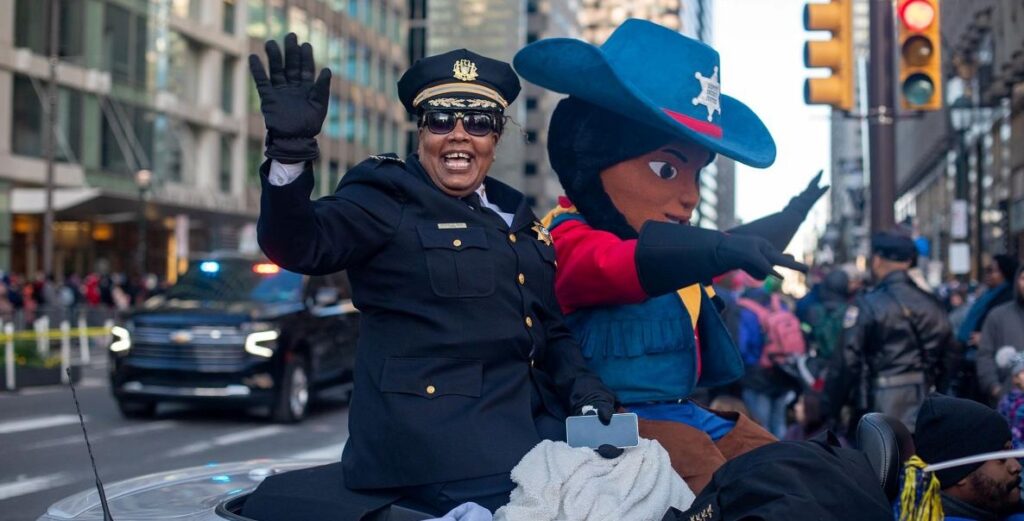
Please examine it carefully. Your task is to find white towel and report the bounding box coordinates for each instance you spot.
[494,439,694,521]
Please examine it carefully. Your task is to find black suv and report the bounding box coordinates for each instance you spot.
[109,255,359,422]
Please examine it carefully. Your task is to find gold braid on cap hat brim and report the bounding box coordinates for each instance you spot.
[413,83,509,109]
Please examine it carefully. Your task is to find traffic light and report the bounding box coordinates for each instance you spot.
[897,0,942,110]
[803,0,854,112]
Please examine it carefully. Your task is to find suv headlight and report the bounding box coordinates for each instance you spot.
[244,323,279,358]
[110,322,132,353]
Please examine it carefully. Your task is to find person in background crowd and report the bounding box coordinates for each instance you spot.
[736,284,801,438]
[959,254,1020,349]
[996,353,1024,451]
[915,394,1023,521]
[782,391,833,443]
[978,265,1024,404]
[804,269,855,361]
[825,230,954,432]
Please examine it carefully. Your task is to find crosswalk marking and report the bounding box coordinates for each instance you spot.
[0,415,82,435]
[25,420,178,450]
[0,472,77,501]
[166,425,288,457]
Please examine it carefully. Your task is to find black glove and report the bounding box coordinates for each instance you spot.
[717,233,806,281]
[573,397,616,425]
[729,171,829,251]
[249,33,331,163]
[788,170,830,216]
[636,222,808,296]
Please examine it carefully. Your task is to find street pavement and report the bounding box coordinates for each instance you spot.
[0,351,351,521]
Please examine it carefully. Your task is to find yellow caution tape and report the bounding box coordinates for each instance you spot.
[0,327,113,342]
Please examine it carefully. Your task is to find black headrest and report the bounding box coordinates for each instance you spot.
[855,413,916,501]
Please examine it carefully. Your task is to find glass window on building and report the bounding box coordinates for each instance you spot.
[223,0,237,33]
[288,7,309,42]
[410,0,426,20]
[361,48,372,87]
[327,95,342,139]
[14,0,86,63]
[11,74,82,162]
[247,138,264,186]
[152,115,184,183]
[331,0,346,13]
[358,108,369,147]
[269,0,285,40]
[103,5,148,88]
[362,0,372,25]
[328,35,343,74]
[167,31,200,102]
[347,0,358,19]
[328,160,340,192]
[346,39,358,80]
[378,57,387,91]
[221,57,236,114]
[11,74,43,158]
[311,18,327,62]
[376,114,386,153]
[248,0,267,37]
[219,135,234,193]
[172,0,201,20]
[345,101,355,142]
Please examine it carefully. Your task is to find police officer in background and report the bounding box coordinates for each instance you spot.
[241,34,617,520]
[825,229,954,433]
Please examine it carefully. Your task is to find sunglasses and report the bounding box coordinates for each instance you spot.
[421,111,503,137]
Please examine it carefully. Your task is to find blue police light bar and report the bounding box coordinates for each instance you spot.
[199,261,221,274]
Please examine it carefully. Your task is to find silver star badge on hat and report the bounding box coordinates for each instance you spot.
[692,66,721,122]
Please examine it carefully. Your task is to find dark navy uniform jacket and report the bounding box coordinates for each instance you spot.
[257,154,610,489]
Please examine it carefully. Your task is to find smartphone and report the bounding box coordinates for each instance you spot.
[565,412,640,449]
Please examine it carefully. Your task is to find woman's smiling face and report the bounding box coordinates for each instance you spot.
[598,140,712,233]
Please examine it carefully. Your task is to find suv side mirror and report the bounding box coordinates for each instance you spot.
[314,286,340,307]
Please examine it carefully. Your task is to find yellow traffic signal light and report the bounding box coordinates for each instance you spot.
[803,0,854,112]
[897,0,942,110]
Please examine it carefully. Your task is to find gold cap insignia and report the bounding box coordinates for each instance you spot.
[453,59,479,81]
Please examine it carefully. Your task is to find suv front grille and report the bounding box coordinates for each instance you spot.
[129,325,251,369]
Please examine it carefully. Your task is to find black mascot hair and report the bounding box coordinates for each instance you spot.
[547,96,705,239]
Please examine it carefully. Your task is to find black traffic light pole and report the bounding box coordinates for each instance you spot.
[868,0,897,235]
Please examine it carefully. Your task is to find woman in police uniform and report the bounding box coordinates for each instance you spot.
[241,34,616,520]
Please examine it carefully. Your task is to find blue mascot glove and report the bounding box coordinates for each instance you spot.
[249,33,331,163]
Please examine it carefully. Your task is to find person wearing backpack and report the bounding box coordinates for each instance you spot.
[824,230,954,433]
[737,287,804,437]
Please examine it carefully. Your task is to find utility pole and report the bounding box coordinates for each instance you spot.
[42,0,60,277]
[868,0,896,235]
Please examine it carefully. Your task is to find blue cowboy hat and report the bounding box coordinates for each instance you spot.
[513,18,776,168]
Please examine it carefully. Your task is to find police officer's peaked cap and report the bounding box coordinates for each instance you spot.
[871,229,917,262]
[398,49,520,115]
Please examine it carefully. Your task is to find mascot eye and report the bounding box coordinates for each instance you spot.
[648,161,678,180]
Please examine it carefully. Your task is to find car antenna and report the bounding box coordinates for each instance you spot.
[67,368,115,521]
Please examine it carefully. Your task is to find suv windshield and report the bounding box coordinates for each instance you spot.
[163,259,302,303]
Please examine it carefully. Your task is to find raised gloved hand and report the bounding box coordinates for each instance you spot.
[249,33,331,163]
[788,170,830,216]
[717,233,807,281]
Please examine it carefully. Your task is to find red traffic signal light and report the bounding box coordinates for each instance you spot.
[897,0,942,110]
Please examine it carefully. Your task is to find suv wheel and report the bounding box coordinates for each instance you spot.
[117,399,157,419]
[271,358,310,423]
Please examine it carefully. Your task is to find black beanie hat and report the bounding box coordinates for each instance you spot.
[914,394,1012,488]
[546,97,675,239]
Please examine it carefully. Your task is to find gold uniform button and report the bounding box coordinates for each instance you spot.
[508,234,517,243]
[525,316,533,328]
[452,239,462,247]
[426,385,436,395]
[518,273,526,285]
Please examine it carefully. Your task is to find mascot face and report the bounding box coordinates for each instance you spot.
[598,139,711,232]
